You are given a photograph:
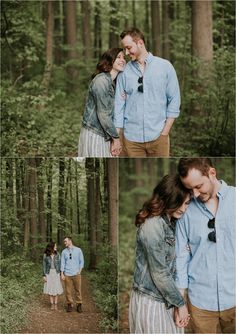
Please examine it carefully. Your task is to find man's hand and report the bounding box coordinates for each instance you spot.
[174,305,190,328]
[61,272,65,281]
[111,138,122,157]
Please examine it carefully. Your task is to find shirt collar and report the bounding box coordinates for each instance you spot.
[217,180,228,199]
[132,52,154,67]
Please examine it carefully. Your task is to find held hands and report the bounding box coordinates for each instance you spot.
[61,272,65,281]
[174,305,190,328]
[111,138,122,157]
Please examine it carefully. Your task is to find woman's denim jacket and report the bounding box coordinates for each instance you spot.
[82,72,119,141]
[133,215,185,309]
[43,253,61,276]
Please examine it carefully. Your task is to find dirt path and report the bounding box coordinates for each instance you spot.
[20,273,102,334]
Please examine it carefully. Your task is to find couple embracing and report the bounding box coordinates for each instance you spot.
[78,27,180,157]
[130,158,235,334]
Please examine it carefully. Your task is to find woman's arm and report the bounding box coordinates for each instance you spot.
[93,76,119,139]
[141,219,185,308]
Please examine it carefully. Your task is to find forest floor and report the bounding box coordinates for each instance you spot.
[20,273,102,334]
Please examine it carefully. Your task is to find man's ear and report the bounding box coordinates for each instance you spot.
[208,167,217,178]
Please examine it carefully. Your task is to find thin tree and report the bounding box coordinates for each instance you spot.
[58,158,65,245]
[109,0,120,48]
[162,0,170,60]
[151,0,161,56]
[42,1,54,95]
[36,157,46,243]
[107,159,118,247]
[94,1,102,58]
[80,0,91,59]
[28,158,37,259]
[46,159,53,241]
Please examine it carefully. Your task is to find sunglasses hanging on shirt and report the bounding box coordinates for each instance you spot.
[138,77,143,93]
[208,218,216,242]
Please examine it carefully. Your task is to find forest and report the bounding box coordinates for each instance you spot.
[1,0,235,157]
[1,157,118,333]
[118,157,236,333]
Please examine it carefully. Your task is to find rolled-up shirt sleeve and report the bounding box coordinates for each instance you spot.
[166,62,181,119]
[175,216,191,289]
[113,72,126,129]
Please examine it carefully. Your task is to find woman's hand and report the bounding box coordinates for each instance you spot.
[61,272,65,281]
[111,138,122,157]
[174,305,190,328]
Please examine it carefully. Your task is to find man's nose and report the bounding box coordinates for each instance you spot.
[193,189,200,197]
[125,49,129,56]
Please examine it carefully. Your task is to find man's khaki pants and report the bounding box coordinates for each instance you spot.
[122,134,170,157]
[188,301,236,333]
[64,274,82,305]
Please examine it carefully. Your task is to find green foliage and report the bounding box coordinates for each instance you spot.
[0,255,41,334]
[87,245,117,332]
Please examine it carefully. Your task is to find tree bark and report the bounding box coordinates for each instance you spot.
[64,0,78,90]
[95,159,101,262]
[46,159,53,241]
[58,158,65,245]
[151,0,161,56]
[107,159,118,247]
[94,1,102,58]
[28,158,38,259]
[162,0,170,60]
[80,0,91,59]
[192,0,213,63]
[42,1,54,95]
[86,158,97,269]
[36,157,46,243]
[75,160,81,234]
[109,0,120,48]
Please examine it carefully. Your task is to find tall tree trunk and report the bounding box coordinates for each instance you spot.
[75,161,81,234]
[109,0,120,48]
[95,159,101,262]
[36,157,46,243]
[15,158,22,221]
[23,161,30,254]
[86,158,97,269]
[64,0,78,90]
[80,0,91,59]
[94,1,102,58]
[162,0,170,60]
[192,1,213,63]
[58,158,65,245]
[28,158,37,259]
[46,159,53,241]
[151,0,161,56]
[107,159,118,247]
[42,1,54,95]
[145,0,151,50]
[54,0,64,65]
[132,0,136,27]
[6,158,14,211]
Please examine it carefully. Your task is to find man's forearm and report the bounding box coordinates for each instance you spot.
[161,118,175,135]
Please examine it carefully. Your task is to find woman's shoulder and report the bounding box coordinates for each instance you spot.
[92,72,111,89]
[140,216,165,235]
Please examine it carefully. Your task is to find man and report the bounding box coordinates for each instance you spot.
[113,27,180,157]
[175,158,236,333]
[61,236,84,313]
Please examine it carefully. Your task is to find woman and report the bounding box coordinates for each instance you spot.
[129,174,191,334]
[43,241,63,310]
[78,48,126,157]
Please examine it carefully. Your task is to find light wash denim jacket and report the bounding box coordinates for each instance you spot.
[133,215,185,309]
[43,253,61,276]
[82,72,119,141]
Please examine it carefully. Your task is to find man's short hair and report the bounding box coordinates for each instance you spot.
[64,236,72,241]
[178,158,213,177]
[120,27,145,44]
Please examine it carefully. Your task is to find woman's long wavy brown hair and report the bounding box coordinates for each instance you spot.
[135,174,190,227]
[44,241,57,256]
[92,48,123,79]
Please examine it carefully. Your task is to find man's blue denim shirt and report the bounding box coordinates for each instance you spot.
[133,215,185,309]
[175,180,236,311]
[114,53,180,143]
[82,72,119,140]
[61,246,84,276]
